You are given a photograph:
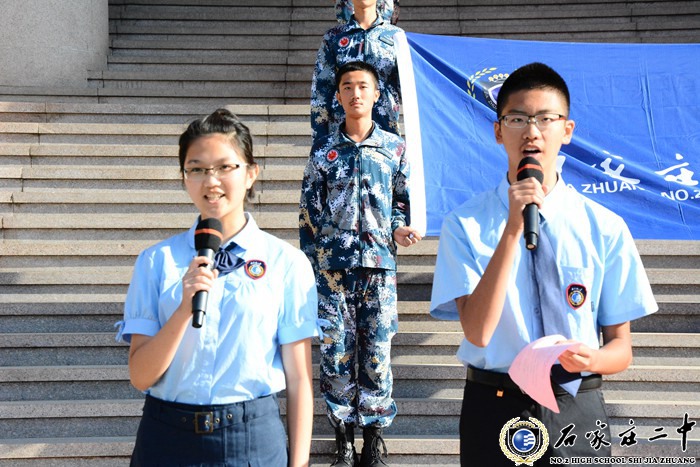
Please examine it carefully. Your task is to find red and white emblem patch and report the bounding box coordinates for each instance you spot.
[327,149,339,162]
[338,37,350,48]
[244,260,266,280]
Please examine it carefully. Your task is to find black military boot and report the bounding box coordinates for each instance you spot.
[359,426,389,466]
[331,422,357,466]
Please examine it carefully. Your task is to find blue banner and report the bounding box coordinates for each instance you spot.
[396,32,700,240]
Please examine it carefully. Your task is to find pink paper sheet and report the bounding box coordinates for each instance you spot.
[508,335,581,413]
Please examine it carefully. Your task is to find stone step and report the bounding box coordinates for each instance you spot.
[0,121,310,144]
[0,173,301,194]
[0,236,698,258]
[0,397,697,440]
[0,102,309,123]
[109,35,316,52]
[2,329,698,378]
[111,20,330,38]
[106,1,700,28]
[1,262,697,288]
[1,435,696,466]
[88,68,299,87]
[0,287,697,333]
[0,233,697,259]
[0,191,304,216]
[0,143,310,168]
[3,361,700,401]
[0,86,310,105]
[0,164,304,181]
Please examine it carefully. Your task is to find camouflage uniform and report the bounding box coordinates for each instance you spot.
[311,1,403,145]
[299,123,409,428]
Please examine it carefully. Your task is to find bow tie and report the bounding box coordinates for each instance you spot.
[213,242,245,277]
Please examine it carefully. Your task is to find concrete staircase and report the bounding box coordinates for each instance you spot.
[1,1,699,465]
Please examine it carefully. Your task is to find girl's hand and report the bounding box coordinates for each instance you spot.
[179,256,219,314]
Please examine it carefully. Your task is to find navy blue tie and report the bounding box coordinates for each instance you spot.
[532,218,582,396]
[213,242,245,277]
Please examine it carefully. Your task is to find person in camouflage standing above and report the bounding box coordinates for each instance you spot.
[300,61,421,467]
[311,0,403,145]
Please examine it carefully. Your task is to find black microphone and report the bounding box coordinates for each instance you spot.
[192,218,223,328]
[516,157,544,251]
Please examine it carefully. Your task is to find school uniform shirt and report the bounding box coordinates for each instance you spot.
[430,176,658,373]
[299,123,409,271]
[310,3,402,144]
[116,213,319,405]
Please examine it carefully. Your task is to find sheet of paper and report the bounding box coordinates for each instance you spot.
[508,335,581,413]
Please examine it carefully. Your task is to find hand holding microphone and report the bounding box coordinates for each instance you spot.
[515,157,544,250]
[191,218,223,328]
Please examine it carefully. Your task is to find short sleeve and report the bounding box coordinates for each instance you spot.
[277,249,319,345]
[430,210,483,321]
[597,222,658,326]
[118,248,163,343]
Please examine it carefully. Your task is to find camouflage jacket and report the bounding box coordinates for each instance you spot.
[299,123,410,271]
[311,1,403,145]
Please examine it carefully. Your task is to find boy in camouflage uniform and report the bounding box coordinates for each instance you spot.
[300,61,421,467]
[311,0,403,145]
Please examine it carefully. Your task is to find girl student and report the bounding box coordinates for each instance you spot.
[117,108,318,466]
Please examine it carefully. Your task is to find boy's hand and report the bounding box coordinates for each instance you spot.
[393,226,422,247]
[557,340,597,373]
[505,177,549,236]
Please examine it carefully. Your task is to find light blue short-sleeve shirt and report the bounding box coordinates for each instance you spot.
[118,214,319,405]
[430,177,658,373]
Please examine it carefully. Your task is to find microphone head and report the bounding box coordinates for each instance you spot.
[516,157,544,184]
[194,218,223,251]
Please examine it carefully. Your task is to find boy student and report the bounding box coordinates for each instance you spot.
[300,61,421,467]
[429,62,657,465]
[311,0,402,145]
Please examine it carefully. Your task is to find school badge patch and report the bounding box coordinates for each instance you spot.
[338,37,349,48]
[567,283,587,309]
[327,149,339,162]
[499,417,548,466]
[244,260,266,280]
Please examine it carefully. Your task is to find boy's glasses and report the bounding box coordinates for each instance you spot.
[499,113,567,130]
[183,164,248,181]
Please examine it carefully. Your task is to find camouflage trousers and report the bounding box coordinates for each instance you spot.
[316,268,398,428]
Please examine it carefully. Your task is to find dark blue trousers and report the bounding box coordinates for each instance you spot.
[131,394,288,467]
[460,378,612,466]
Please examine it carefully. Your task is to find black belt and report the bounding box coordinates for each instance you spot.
[143,394,278,435]
[467,365,602,397]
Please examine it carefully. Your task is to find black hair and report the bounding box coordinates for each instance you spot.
[335,61,380,92]
[178,108,257,200]
[496,62,571,118]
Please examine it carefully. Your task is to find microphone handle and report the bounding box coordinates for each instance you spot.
[191,248,216,328]
[523,203,540,250]
[192,291,207,328]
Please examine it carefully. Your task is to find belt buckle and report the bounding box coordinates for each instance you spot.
[194,411,214,434]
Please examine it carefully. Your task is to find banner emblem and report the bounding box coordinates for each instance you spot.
[327,149,339,162]
[466,67,508,111]
[339,37,349,48]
